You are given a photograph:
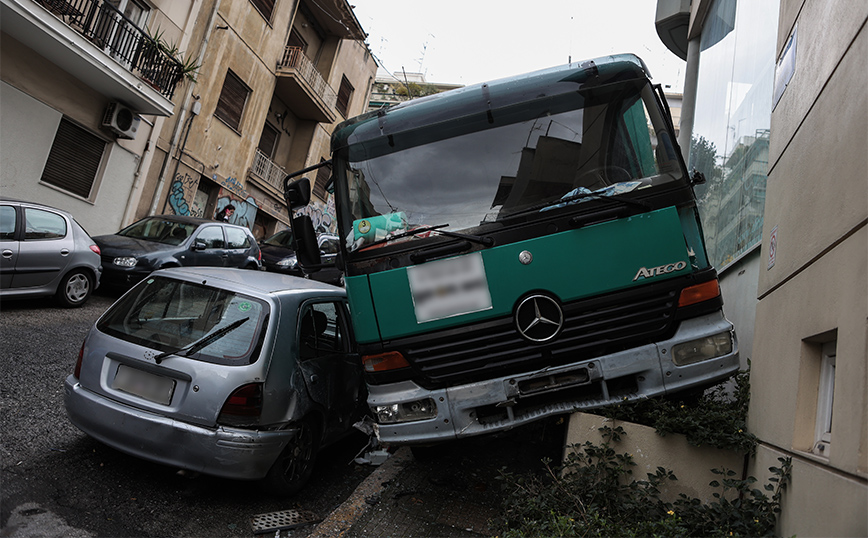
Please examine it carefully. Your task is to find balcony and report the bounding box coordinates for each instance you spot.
[248,149,287,193]
[275,46,337,123]
[1,0,182,116]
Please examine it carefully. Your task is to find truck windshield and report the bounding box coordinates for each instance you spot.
[336,80,682,253]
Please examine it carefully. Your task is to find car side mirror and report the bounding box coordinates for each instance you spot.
[192,239,207,251]
[284,177,311,210]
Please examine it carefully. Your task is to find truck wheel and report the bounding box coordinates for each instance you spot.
[263,417,320,496]
[55,270,92,308]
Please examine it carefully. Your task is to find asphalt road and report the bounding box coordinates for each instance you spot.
[0,291,375,538]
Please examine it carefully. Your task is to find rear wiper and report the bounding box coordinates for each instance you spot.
[153,317,249,364]
[361,224,493,250]
[507,190,650,219]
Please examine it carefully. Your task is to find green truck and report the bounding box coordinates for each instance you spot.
[285,54,739,446]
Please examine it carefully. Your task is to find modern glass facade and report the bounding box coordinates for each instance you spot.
[688,0,779,269]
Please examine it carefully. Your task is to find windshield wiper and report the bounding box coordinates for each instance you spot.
[153,317,249,364]
[506,190,650,219]
[360,224,493,250]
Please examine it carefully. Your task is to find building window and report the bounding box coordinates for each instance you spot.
[813,341,836,457]
[257,123,280,159]
[249,0,275,21]
[215,70,251,132]
[312,159,331,200]
[41,118,107,200]
[287,28,307,52]
[336,76,354,118]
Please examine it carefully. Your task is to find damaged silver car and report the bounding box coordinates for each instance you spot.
[64,267,364,495]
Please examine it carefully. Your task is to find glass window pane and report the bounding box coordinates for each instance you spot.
[24,208,67,240]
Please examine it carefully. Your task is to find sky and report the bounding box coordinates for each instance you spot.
[351,0,686,91]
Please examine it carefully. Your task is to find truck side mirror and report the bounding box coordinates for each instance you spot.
[292,215,321,270]
[284,177,311,209]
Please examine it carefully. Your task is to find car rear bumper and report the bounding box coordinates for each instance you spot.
[64,375,295,480]
[368,311,739,445]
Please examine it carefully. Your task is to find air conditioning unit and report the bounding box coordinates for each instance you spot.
[102,102,140,139]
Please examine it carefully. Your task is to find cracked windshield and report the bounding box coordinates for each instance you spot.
[340,82,681,252]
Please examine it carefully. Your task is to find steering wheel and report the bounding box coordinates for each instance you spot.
[574,166,633,191]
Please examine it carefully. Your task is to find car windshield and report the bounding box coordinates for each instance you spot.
[118,218,196,246]
[98,276,269,366]
[336,80,682,253]
[262,229,293,247]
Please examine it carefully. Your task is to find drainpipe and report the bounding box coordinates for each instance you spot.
[678,36,701,164]
[148,0,222,216]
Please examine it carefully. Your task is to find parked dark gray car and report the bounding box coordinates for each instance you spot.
[64,267,364,495]
[0,199,102,307]
[260,230,343,286]
[94,215,261,288]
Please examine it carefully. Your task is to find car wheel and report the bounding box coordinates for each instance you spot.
[263,417,320,496]
[55,270,92,308]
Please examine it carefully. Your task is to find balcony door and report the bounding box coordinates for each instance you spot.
[92,0,150,68]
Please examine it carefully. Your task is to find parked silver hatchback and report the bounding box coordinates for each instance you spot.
[64,267,364,495]
[0,199,102,307]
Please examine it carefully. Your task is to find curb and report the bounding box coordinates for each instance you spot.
[306,447,413,538]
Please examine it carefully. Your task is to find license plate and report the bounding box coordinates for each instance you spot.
[112,364,175,405]
[408,252,492,323]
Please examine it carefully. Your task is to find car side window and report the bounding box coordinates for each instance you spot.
[298,302,346,360]
[23,208,67,240]
[196,226,225,248]
[225,227,250,249]
[0,206,17,240]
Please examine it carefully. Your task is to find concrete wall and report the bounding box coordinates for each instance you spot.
[566,412,746,504]
[748,0,868,535]
[0,81,137,236]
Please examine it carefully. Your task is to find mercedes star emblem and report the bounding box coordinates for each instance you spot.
[514,294,563,343]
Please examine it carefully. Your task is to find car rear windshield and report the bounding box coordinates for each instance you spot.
[97,276,270,366]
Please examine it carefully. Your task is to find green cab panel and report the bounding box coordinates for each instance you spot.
[352,207,693,343]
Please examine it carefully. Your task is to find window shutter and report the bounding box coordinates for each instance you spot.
[257,123,280,158]
[336,76,354,117]
[250,0,275,20]
[312,159,331,199]
[41,119,106,199]
[215,71,250,131]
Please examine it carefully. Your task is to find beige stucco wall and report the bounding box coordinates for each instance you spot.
[748,0,868,535]
[566,412,746,504]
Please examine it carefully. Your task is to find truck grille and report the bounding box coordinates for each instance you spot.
[396,282,681,390]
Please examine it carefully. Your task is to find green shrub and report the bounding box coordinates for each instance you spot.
[495,425,792,537]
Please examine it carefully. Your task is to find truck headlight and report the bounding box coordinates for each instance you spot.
[113,257,137,268]
[671,332,733,366]
[373,398,438,424]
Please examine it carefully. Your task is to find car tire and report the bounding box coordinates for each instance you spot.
[55,269,92,308]
[262,417,320,496]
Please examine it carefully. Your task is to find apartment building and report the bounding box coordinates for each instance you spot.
[0,0,201,235]
[656,0,867,535]
[131,0,377,240]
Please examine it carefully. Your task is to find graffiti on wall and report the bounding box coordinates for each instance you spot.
[294,195,336,235]
[215,190,259,229]
[167,172,198,216]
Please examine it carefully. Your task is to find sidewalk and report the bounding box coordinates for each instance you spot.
[305,418,567,538]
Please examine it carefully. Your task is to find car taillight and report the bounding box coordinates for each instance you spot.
[73,339,85,379]
[678,279,721,307]
[362,351,410,373]
[218,383,263,425]
[89,244,101,256]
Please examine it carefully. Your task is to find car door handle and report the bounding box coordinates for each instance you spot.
[60,249,70,256]
[2,249,12,258]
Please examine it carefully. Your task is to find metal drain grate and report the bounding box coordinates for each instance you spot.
[251,509,320,534]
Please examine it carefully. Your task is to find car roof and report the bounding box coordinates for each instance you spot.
[153,267,346,297]
[0,198,73,216]
[138,214,224,226]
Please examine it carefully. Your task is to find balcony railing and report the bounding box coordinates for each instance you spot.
[35,0,184,99]
[250,149,287,191]
[278,46,337,111]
